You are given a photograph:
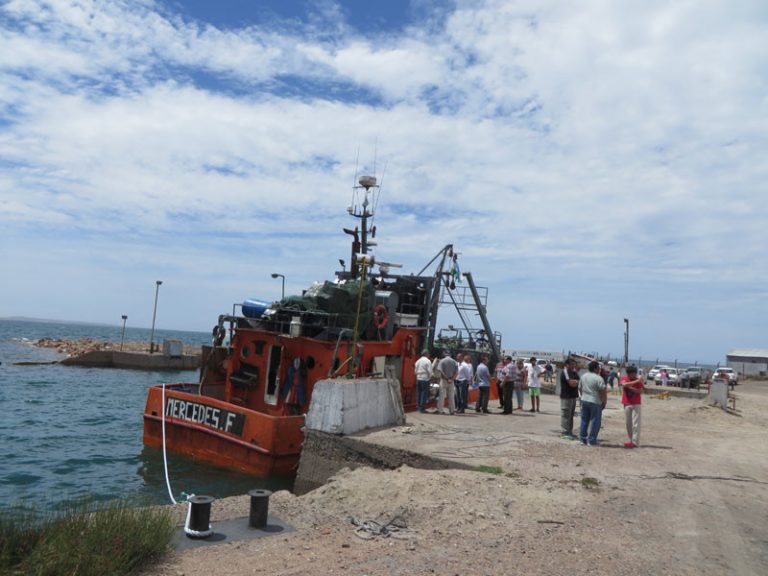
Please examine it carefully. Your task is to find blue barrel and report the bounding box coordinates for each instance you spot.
[242,299,270,318]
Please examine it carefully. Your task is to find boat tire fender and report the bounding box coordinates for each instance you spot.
[213,325,226,346]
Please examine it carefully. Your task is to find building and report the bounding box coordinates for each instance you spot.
[726,349,768,376]
[502,349,565,363]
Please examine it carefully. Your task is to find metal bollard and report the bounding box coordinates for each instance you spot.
[185,495,215,538]
[248,489,272,528]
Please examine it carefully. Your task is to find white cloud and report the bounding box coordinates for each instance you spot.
[0,0,766,361]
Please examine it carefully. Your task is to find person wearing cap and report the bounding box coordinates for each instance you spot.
[578,360,608,446]
[414,349,433,413]
[435,350,458,415]
[620,365,645,448]
[559,357,580,439]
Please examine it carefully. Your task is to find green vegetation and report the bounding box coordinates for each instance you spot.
[476,465,504,475]
[0,499,175,576]
[580,477,600,490]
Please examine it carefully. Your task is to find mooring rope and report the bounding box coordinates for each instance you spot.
[160,382,178,505]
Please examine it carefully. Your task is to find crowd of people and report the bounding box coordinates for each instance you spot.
[414,350,645,449]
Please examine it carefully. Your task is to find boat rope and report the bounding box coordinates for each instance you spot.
[350,257,367,376]
[160,382,178,505]
[349,515,412,540]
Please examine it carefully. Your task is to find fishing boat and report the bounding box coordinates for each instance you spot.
[143,174,501,476]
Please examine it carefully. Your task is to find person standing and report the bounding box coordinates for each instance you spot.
[514,359,527,410]
[501,356,518,414]
[456,354,472,414]
[414,349,433,413]
[578,360,608,446]
[620,365,645,448]
[526,357,544,413]
[494,358,506,410]
[559,357,580,439]
[607,366,617,390]
[474,354,491,413]
[660,368,669,387]
[435,351,458,415]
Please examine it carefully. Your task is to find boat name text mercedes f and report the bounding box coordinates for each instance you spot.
[165,397,245,436]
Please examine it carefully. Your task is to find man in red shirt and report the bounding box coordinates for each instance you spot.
[620,365,644,448]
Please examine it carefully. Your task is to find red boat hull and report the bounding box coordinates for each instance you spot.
[143,383,304,476]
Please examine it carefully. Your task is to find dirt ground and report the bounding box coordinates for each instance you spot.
[145,381,768,576]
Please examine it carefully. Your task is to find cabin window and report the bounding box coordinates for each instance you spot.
[254,340,265,355]
[241,345,250,358]
[265,344,282,405]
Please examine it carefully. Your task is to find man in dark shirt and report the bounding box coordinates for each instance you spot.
[560,357,580,439]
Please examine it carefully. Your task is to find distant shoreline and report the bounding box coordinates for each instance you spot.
[0,316,208,335]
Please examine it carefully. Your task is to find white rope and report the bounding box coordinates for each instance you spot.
[182,495,213,538]
[160,383,177,505]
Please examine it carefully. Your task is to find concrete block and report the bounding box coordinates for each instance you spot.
[162,339,184,357]
[709,378,729,409]
[305,377,404,435]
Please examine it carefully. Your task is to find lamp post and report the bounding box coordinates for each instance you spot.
[623,317,629,366]
[120,315,128,351]
[271,273,285,299]
[149,280,162,354]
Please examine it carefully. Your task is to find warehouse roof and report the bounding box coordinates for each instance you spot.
[727,349,768,358]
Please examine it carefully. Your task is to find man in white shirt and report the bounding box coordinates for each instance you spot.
[435,351,458,415]
[526,356,544,413]
[456,355,474,414]
[414,349,433,413]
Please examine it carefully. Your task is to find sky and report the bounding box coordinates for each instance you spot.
[1,0,766,364]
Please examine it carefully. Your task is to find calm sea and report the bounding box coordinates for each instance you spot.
[0,319,292,511]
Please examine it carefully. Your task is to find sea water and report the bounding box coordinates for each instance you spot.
[0,319,292,511]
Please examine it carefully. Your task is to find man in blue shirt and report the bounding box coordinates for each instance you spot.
[474,354,491,413]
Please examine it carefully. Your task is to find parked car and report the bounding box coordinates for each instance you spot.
[654,367,680,385]
[680,367,704,389]
[647,365,672,382]
[713,367,738,386]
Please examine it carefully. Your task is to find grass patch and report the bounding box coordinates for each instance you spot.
[476,465,504,475]
[580,477,600,490]
[0,498,175,576]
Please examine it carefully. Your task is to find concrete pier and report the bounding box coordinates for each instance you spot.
[60,350,200,370]
[296,375,412,493]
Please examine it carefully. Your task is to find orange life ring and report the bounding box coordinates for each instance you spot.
[373,304,388,329]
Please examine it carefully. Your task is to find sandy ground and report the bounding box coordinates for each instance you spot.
[145,382,768,576]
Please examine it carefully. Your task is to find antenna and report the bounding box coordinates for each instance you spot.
[349,147,361,212]
[352,147,360,187]
[372,160,387,215]
[373,137,378,178]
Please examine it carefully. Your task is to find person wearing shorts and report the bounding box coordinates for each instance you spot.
[526,356,544,413]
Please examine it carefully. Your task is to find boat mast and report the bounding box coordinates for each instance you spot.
[346,175,378,277]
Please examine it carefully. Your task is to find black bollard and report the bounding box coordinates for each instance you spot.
[185,495,215,538]
[248,489,272,528]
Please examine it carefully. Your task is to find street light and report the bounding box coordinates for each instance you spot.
[623,318,629,366]
[149,280,162,354]
[120,315,128,351]
[271,273,285,299]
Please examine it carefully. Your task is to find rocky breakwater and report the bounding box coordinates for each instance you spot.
[33,337,201,370]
